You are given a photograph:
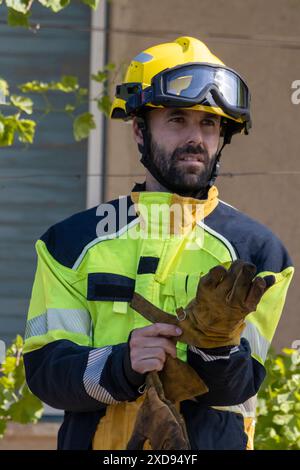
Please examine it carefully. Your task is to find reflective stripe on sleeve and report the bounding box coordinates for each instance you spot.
[189,345,239,361]
[242,321,270,364]
[83,347,120,404]
[25,308,92,339]
[212,395,257,419]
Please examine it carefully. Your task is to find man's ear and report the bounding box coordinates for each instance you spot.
[132,117,144,145]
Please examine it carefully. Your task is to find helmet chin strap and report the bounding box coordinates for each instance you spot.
[136,116,229,199]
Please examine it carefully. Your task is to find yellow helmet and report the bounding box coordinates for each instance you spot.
[110,36,251,139]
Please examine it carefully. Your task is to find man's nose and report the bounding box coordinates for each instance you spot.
[185,125,204,146]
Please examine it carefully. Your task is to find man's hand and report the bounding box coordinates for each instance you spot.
[130,260,276,349]
[129,323,182,374]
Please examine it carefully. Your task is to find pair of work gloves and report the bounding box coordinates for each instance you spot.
[126,260,275,450]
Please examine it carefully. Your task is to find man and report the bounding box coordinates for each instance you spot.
[23,37,294,450]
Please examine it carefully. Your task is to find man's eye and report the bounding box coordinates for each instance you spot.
[202,119,216,126]
[169,117,185,123]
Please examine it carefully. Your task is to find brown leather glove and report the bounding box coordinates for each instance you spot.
[128,260,274,450]
[126,371,190,450]
[131,260,275,349]
[158,354,208,402]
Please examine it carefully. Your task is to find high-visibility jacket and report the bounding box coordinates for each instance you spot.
[23,183,294,450]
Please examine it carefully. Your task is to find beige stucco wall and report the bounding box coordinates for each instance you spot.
[0,423,59,450]
[105,0,300,350]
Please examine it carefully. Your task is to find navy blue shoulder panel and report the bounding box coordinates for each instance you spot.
[205,201,293,273]
[40,195,137,268]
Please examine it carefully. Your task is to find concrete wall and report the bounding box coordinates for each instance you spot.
[0,423,60,450]
[106,0,300,350]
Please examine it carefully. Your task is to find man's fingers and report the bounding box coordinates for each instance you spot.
[130,325,181,374]
[139,323,182,337]
[137,358,165,373]
[139,337,178,358]
[138,347,167,363]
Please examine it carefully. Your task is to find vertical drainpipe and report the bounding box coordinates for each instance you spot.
[86,0,109,208]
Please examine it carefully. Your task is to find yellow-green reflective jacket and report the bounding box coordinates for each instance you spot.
[23,184,294,450]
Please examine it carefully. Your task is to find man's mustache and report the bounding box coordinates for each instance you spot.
[171,144,208,162]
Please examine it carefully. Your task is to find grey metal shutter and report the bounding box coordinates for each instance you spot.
[0,2,91,346]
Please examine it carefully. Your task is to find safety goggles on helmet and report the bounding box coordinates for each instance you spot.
[116,62,251,123]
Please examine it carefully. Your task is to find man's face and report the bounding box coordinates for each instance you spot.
[141,108,221,194]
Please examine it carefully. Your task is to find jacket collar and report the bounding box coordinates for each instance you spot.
[130,182,219,235]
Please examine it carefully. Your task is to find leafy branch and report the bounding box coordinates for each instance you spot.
[255,348,300,449]
[0,1,100,28]
[0,336,43,438]
[0,63,117,146]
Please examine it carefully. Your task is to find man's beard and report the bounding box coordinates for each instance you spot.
[149,134,218,198]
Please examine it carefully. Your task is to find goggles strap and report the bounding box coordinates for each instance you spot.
[207,148,222,188]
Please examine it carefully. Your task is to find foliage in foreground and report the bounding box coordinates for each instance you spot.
[255,347,300,449]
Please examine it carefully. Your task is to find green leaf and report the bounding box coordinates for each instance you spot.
[73,112,96,141]
[7,8,30,27]
[279,402,293,413]
[38,0,70,12]
[0,375,15,390]
[1,356,17,374]
[6,0,31,13]
[78,87,88,97]
[0,114,16,146]
[282,348,296,356]
[282,423,300,445]
[256,348,300,449]
[81,0,99,9]
[274,357,286,376]
[10,95,33,115]
[14,335,23,351]
[19,76,85,96]
[20,77,77,93]
[92,71,108,83]
[0,128,15,147]
[105,63,116,72]
[65,104,75,113]
[0,419,7,439]
[0,337,43,438]
[56,75,79,92]
[97,95,112,116]
[256,397,268,416]
[14,363,25,391]
[92,63,116,83]
[276,392,291,404]
[0,78,9,102]
[9,386,43,424]
[291,353,300,366]
[19,80,50,93]
[16,118,36,143]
